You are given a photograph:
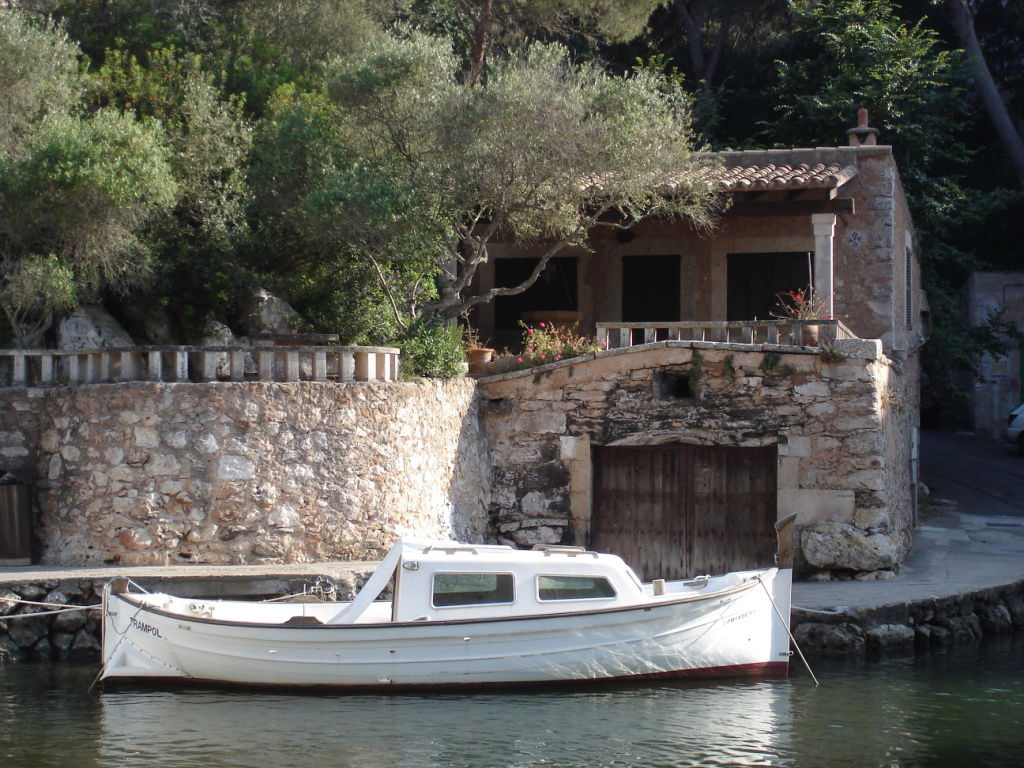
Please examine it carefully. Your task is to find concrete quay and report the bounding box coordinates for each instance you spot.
[790,507,1024,655]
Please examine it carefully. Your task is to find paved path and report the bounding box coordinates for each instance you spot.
[920,429,1024,518]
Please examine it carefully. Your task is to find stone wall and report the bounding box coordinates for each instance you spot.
[0,379,490,566]
[481,340,913,575]
[791,579,1024,657]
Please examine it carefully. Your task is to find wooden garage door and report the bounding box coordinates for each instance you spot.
[591,444,777,581]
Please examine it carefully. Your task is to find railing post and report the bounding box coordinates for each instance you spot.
[120,351,141,381]
[200,350,218,381]
[353,350,372,381]
[340,350,356,381]
[170,349,189,381]
[40,354,53,386]
[284,350,300,381]
[375,352,389,381]
[100,352,114,382]
[12,354,27,387]
[230,350,246,381]
[85,353,100,383]
[257,349,274,381]
[148,350,163,381]
[313,351,327,381]
[68,354,80,385]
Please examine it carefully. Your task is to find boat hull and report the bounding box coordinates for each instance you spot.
[101,569,791,689]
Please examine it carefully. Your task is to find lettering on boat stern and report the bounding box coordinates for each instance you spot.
[722,610,754,625]
[129,617,164,639]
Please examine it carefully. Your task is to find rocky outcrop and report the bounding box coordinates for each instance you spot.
[801,521,902,571]
[58,305,134,349]
[239,289,301,335]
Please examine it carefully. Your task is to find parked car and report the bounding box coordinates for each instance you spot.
[1008,404,1024,454]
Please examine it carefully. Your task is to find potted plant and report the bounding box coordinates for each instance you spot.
[773,287,829,345]
[463,328,495,374]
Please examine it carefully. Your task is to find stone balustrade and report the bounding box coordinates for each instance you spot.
[0,345,400,388]
[595,319,856,349]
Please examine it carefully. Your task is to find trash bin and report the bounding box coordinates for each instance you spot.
[0,484,32,566]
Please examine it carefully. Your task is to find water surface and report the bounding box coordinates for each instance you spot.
[2,636,1021,768]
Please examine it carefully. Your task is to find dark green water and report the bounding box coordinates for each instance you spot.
[2,636,1022,768]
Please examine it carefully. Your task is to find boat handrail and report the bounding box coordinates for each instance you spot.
[422,545,479,555]
[535,545,600,558]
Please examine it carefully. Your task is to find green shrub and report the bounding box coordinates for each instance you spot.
[397,321,465,379]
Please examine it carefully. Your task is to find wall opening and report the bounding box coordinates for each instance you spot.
[653,370,695,400]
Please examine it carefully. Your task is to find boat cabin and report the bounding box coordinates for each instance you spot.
[325,540,652,624]
[384,541,647,622]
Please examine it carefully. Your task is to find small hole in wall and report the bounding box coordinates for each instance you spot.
[654,371,694,401]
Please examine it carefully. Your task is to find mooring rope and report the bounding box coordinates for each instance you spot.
[756,573,820,687]
[0,595,102,617]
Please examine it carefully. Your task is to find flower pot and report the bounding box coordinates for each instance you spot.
[467,348,495,374]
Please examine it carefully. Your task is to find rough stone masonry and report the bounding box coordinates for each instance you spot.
[0,379,490,566]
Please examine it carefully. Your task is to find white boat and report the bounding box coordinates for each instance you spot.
[100,539,792,690]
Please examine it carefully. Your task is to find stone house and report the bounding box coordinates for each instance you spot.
[473,114,928,580]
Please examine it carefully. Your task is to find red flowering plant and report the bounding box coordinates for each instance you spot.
[494,321,605,371]
[772,287,829,320]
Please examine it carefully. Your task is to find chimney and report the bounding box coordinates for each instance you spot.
[846,108,879,146]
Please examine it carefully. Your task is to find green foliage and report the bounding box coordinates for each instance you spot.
[94,48,252,246]
[0,254,77,347]
[0,11,84,157]
[89,46,254,338]
[758,351,794,377]
[764,0,1018,411]
[770,0,965,186]
[1,108,178,343]
[323,32,721,322]
[246,85,437,342]
[397,320,466,379]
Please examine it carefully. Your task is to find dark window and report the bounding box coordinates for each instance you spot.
[493,257,578,331]
[727,252,813,321]
[622,254,681,323]
[432,572,515,607]
[538,575,616,601]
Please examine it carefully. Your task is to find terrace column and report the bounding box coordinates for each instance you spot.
[812,213,837,318]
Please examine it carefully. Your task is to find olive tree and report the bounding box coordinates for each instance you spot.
[320,33,722,325]
[0,11,83,157]
[0,110,178,346]
[0,10,181,346]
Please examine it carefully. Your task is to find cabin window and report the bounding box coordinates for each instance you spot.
[537,575,616,601]
[432,572,515,607]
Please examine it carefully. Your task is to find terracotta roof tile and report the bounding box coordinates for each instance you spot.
[700,161,858,192]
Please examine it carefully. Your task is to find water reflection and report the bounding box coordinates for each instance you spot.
[98,679,791,768]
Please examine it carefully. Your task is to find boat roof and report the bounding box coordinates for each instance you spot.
[393,540,630,569]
